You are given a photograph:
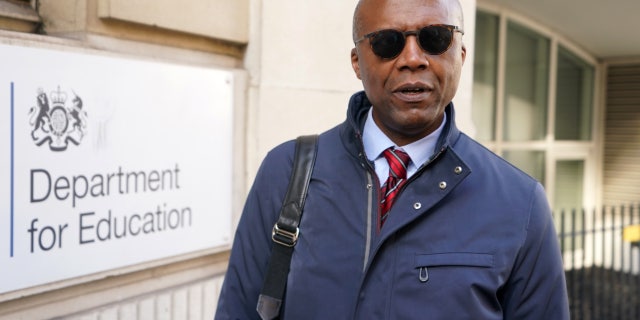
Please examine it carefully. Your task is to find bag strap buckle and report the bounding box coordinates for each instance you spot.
[272,224,299,247]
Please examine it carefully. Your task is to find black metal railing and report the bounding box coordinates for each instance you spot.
[555,204,640,320]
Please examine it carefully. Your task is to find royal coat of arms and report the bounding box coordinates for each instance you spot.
[28,86,88,151]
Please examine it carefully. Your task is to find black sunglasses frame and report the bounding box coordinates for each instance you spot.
[355,24,464,59]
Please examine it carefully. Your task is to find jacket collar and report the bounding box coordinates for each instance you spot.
[340,91,462,158]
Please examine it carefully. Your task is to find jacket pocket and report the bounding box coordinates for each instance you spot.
[414,252,493,283]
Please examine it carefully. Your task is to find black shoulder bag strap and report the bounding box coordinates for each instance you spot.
[256,134,319,320]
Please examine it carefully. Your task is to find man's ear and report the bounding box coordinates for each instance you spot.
[351,48,362,80]
[460,42,467,65]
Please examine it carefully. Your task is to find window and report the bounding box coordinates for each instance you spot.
[472,9,597,211]
[555,160,585,211]
[555,47,594,141]
[472,11,499,141]
[503,150,546,184]
[0,0,40,33]
[504,22,549,142]
[554,159,585,251]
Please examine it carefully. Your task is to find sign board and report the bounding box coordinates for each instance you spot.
[623,225,640,243]
[0,43,233,294]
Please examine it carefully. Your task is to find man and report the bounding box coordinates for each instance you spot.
[216,0,570,318]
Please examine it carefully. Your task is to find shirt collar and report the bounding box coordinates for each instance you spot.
[363,107,447,167]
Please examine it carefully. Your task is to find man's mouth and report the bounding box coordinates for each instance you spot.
[393,83,431,101]
[400,87,426,94]
[394,82,431,94]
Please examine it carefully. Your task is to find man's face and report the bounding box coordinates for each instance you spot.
[351,0,466,146]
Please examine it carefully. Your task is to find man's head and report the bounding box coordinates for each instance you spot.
[351,0,466,146]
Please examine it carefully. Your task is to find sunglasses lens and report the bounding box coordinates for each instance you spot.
[369,30,405,59]
[418,26,453,55]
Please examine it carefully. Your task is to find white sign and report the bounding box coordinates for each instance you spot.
[0,43,233,294]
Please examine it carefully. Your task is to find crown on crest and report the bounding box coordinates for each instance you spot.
[50,86,67,104]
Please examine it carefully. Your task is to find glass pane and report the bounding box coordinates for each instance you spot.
[502,150,545,184]
[472,11,499,141]
[555,47,594,140]
[503,22,549,141]
[554,160,585,252]
[554,160,584,211]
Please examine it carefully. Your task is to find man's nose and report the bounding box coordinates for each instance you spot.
[396,35,429,70]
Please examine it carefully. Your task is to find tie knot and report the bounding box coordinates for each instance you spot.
[383,148,410,179]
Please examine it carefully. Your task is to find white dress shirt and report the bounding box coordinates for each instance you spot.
[362,107,446,186]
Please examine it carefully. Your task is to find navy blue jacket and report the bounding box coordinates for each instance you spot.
[216,91,570,319]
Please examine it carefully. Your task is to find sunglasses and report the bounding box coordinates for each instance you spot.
[355,24,463,59]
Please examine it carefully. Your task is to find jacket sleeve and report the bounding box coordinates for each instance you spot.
[501,183,570,319]
[215,144,294,320]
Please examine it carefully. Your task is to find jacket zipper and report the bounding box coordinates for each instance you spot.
[363,171,374,272]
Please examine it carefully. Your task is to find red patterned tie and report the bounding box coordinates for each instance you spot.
[380,148,411,228]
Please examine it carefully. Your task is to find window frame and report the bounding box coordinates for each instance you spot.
[474,3,604,211]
